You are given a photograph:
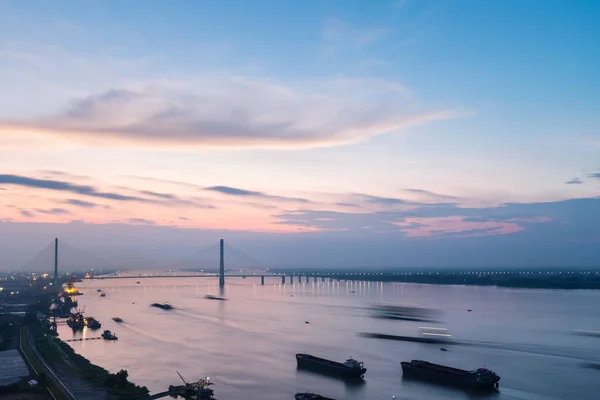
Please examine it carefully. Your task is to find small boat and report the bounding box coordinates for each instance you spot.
[101,330,118,340]
[100,293,106,297]
[151,302,173,310]
[296,353,366,378]
[204,294,227,301]
[84,317,102,330]
[97,289,102,292]
[112,317,124,323]
[67,312,85,331]
[136,281,140,284]
[440,348,448,352]
[295,393,336,400]
[401,359,500,390]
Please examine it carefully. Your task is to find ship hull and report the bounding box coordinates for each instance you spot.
[401,362,499,391]
[296,354,366,378]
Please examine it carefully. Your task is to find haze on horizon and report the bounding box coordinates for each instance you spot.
[0,0,599,271]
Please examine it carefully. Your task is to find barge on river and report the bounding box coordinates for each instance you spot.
[296,353,366,378]
[401,359,500,390]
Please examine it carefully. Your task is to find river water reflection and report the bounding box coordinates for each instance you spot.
[58,278,600,400]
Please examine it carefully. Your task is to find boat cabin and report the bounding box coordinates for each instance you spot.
[343,358,363,369]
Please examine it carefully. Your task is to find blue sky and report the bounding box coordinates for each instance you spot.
[0,0,598,268]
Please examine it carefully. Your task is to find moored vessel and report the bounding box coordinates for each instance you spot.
[84,317,101,330]
[101,330,118,340]
[295,393,336,400]
[296,353,366,378]
[67,312,84,331]
[204,294,227,301]
[151,302,173,310]
[401,359,500,390]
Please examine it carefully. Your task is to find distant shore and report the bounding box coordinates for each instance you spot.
[270,268,600,290]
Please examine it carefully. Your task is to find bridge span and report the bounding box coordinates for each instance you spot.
[90,273,333,285]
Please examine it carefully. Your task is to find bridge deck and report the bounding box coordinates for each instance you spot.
[91,274,298,280]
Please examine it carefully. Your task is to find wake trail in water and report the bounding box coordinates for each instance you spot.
[464,340,600,363]
[118,321,196,350]
[500,387,561,400]
[172,307,256,335]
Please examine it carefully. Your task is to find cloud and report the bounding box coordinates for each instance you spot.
[589,172,600,180]
[127,218,155,225]
[179,217,189,221]
[0,174,148,201]
[402,188,458,201]
[20,210,34,217]
[137,190,177,200]
[35,208,70,215]
[0,174,214,208]
[0,78,462,149]
[63,199,101,208]
[206,185,312,203]
[335,202,362,208]
[393,216,525,238]
[271,197,600,238]
[40,170,89,179]
[127,176,204,190]
[565,177,584,184]
[356,193,408,205]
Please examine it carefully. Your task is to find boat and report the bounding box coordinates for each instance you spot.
[101,330,118,340]
[169,372,215,400]
[361,332,451,344]
[67,312,85,331]
[112,317,124,323]
[401,359,500,390]
[97,289,102,292]
[295,393,336,400]
[296,353,366,378]
[204,294,227,301]
[100,293,106,297]
[84,317,102,330]
[370,304,441,322]
[151,302,173,310]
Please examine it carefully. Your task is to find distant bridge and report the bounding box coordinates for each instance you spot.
[22,238,340,286]
[91,273,335,285]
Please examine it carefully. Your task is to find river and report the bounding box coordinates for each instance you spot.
[57,277,600,400]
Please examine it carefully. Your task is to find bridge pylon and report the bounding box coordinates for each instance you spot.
[219,239,225,288]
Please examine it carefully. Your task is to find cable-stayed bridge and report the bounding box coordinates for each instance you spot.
[19,238,334,287]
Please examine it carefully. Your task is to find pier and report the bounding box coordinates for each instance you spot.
[63,336,103,342]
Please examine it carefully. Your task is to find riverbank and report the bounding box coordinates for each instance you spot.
[31,323,149,399]
[273,268,600,289]
[2,279,150,400]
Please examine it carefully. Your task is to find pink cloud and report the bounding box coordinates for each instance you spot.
[394,216,551,238]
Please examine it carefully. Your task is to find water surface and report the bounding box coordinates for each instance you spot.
[58,278,600,400]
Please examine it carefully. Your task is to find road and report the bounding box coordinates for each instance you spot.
[19,326,75,400]
[20,326,106,400]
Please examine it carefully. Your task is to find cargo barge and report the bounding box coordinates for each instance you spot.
[296,353,366,378]
[401,359,500,390]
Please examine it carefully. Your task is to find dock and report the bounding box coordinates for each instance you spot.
[63,337,103,342]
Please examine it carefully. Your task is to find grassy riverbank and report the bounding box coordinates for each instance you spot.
[19,327,70,400]
[32,326,149,399]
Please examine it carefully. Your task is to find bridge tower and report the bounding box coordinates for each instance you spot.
[219,239,225,287]
[54,237,59,284]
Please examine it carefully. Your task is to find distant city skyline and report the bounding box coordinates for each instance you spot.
[0,1,599,269]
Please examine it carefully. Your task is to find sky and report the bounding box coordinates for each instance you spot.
[0,0,599,269]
